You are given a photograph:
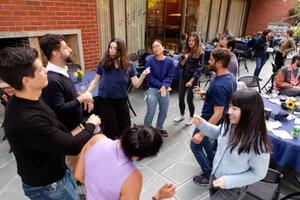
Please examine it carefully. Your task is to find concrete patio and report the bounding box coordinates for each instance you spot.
[0,57,299,200]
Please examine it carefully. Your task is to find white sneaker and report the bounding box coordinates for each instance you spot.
[173,116,184,122]
[185,118,193,126]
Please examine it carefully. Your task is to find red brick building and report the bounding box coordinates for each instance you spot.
[245,0,298,35]
[0,0,298,70]
[0,0,100,70]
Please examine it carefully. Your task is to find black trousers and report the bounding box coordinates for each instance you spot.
[94,97,130,139]
[274,51,285,72]
[209,175,246,200]
[178,77,197,117]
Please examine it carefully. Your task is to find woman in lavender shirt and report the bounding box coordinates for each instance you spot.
[74,125,176,200]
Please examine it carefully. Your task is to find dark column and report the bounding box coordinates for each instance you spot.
[180,0,187,36]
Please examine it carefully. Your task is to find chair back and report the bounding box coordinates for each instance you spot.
[128,52,138,63]
[272,63,280,73]
[235,41,249,52]
[238,76,261,93]
[0,88,9,107]
[137,49,149,67]
[246,168,282,200]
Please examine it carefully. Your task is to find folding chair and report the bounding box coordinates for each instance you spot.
[137,49,148,67]
[261,72,277,95]
[0,87,13,153]
[234,41,250,76]
[245,168,283,200]
[128,52,138,63]
[261,63,279,94]
[238,76,261,93]
[0,88,9,107]
[281,174,300,200]
[126,81,137,117]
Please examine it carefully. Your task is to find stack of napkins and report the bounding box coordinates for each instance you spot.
[268,98,281,105]
[271,130,293,139]
[266,121,282,130]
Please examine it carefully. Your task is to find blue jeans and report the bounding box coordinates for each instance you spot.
[253,55,268,77]
[22,169,79,200]
[144,88,170,130]
[190,128,215,179]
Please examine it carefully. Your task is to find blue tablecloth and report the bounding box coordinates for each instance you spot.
[71,70,98,96]
[264,98,300,172]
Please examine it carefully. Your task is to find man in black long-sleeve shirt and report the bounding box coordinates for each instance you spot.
[0,47,101,200]
[40,34,93,131]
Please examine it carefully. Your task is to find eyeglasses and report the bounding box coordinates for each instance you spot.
[152,44,162,49]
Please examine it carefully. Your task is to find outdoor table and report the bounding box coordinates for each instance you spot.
[71,70,97,96]
[264,97,300,172]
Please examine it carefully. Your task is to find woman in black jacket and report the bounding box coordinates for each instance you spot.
[174,32,204,126]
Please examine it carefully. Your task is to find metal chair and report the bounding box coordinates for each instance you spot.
[128,52,138,63]
[126,81,137,117]
[238,76,261,93]
[234,49,249,76]
[261,63,278,94]
[0,87,13,153]
[281,174,300,200]
[246,168,283,200]
[0,87,9,107]
[137,49,148,67]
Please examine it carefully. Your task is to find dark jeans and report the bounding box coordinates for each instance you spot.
[22,168,79,200]
[254,55,268,77]
[178,77,197,117]
[95,97,130,139]
[279,88,300,96]
[209,175,246,200]
[190,128,215,179]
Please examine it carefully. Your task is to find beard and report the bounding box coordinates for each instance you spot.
[64,55,73,63]
[209,64,217,72]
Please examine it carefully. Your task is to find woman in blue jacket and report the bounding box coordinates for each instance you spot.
[193,89,271,199]
[144,40,175,137]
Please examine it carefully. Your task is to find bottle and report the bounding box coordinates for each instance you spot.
[290,125,300,139]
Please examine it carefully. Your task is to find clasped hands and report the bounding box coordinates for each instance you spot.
[77,91,94,113]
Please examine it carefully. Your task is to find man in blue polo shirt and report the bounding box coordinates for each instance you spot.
[191,48,237,186]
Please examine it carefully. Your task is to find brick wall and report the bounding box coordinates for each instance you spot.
[245,0,297,36]
[0,0,99,70]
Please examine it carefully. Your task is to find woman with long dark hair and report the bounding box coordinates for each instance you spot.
[174,32,204,125]
[193,89,271,199]
[87,38,150,139]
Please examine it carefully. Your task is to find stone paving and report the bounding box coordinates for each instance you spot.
[0,58,299,200]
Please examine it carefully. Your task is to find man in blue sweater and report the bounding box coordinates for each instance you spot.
[191,48,237,186]
[40,34,94,131]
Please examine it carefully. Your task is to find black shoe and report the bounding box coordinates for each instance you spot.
[159,130,169,137]
[193,175,209,187]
